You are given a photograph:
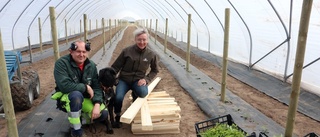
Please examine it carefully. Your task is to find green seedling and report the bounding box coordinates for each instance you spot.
[260,125,269,134]
[200,123,247,137]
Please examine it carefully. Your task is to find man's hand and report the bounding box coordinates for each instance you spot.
[91,103,101,121]
[137,79,147,86]
[86,85,94,99]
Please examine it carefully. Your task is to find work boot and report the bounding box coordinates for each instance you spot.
[70,128,87,137]
[113,115,122,128]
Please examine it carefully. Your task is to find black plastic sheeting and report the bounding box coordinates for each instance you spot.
[148,39,291,136]
[156,33,320,123]
[17,28,125,137]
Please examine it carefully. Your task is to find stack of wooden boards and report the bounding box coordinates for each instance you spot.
[120,77,181,134]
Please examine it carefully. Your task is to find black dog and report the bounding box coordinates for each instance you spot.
[98,67,117,134]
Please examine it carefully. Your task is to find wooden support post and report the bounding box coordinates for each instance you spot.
[83,14,87,41]
[149,19,152,34]
[186,14,191,72]
[0,30,19,137]
[102,18,105,54]
[38,17,43,53]
[220,8,230,102]
[285,0,313,136]
[164,18,168,53]
[96,19,98,31]
[65,19,68,46]
[146,19,148,31]
[27,36,33,63]
[49,7,60,61]
[80,20,82,40]
[89,19,91,35]
[114,19,117,38]
[155,19,158,45]
[109,19,111,47]
[120,77,161,124]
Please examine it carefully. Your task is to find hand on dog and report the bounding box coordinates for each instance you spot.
[91,103,101,120]
[137,79,147,86]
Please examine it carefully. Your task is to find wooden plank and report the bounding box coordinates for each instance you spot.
[135,113,181,119]
[149,105,180,112]
[141,101,153,131]
[147,100,176,104]
[148,91,170,98]
[133,130,180,134]
[148,109,180,116]
[120,77,161,124]
[132,128,180,134]
[149,91,167,95]
[132,127,180,135]
[133,115,181,123]
[148,104,179,109]
[149,108,181,115]
[147,102,178,105]
[147,97,175,101]
[148,94,171,98]
[132,121,180,130]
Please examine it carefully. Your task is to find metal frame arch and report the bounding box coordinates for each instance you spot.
[148,0,177,32]
[69,0,103,25]
[77,0,101,19]
[58,0,77,26]
[141,0,166,22]
[57,0,76,25]
[77,0,109,31]
[135,1,163,31]
[227,0,253,67]
[173,0,199,45]
[87,3,111,21]
[89,2,125,23]
[64,0,85,23]
[148,0,173,19]
[11,0,35,49]
[93,1,157,24]
[173,0,198,30]
[0,0,11,13]
[160,0,184,37]
[154,0,182,37]
[41,0,73,29]
[165,0,186,24]
[135,1,158,20]
[249,0,291,82]
[204,0,224,31]
[153,0,177,20]
[157,0,183,30]
[185,0,210,50]
[27,0,52,36]
[66,0,90,23]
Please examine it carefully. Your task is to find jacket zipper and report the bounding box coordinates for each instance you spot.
[131,52,143,83]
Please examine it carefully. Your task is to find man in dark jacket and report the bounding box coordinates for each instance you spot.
[52,40,108,137]
[111,27,159,128]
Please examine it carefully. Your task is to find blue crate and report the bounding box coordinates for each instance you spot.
[4,50,22,81]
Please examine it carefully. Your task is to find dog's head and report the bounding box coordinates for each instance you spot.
[98,67,117,90]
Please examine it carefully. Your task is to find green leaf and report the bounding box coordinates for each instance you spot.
[200,123,247,137]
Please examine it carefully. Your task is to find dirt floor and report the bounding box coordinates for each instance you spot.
[0,25,319,137]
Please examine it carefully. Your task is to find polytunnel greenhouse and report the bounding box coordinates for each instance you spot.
[0,0,319,137]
